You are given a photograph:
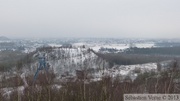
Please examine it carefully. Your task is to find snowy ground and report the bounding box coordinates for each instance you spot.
[91,63,157,82]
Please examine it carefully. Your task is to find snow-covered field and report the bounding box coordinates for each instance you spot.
[72,42,156,52]
[0,37,157,54]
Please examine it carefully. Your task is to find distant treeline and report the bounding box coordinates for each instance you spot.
[92,50,175,66]
[91,46,180,66]
[124,46,180,56]
[156,42,180,47]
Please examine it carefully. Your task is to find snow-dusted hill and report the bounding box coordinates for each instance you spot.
[19,47,109,81]
[10,46,161,85]
[0,47,167,100]
[1,46,161,83]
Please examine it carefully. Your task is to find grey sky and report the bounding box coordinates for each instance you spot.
[0,0,180,38]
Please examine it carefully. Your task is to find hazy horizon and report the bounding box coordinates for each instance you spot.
[1,0,180,39]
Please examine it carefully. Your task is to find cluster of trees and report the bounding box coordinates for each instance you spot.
[99,47,119,53]
[156,42,180,47]
[95,52,174,66]
[124,46,180,56]
[0,50,26,71]
[1,68,180,101]
[0,46,54,71]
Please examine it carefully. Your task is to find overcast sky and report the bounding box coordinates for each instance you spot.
[0,0,180,38]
